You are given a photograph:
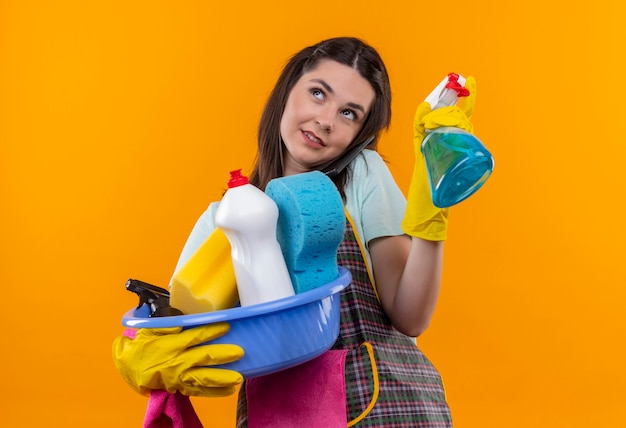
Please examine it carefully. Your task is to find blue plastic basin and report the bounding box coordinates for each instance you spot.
[122,267,351,378]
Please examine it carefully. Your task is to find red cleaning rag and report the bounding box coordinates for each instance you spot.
[144,390,203,428]
[246,350,348,428]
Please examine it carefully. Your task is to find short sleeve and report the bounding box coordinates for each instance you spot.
[344,150,407,269]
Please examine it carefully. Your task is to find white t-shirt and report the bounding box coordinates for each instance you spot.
[172,149,407,282]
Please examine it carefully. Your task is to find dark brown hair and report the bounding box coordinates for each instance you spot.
[249,37,392,198]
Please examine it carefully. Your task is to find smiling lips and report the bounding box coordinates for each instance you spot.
[302,130,325,147]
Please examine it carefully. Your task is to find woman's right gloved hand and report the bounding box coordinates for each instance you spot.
[401,76,477,241]
[112,322,244,397]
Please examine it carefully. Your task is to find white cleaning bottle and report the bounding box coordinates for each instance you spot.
[215,169,295,306]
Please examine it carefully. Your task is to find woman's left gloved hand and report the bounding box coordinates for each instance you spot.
[401,76,476,241]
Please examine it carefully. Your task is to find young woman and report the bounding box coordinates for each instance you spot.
[114,36,476,427]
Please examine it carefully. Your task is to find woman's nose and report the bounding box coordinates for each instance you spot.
[315,109,334,132]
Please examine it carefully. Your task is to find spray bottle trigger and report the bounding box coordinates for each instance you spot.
[125,279,184,317]
[424,73,468,108]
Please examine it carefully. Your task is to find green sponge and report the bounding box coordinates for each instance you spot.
[265,171,345,294]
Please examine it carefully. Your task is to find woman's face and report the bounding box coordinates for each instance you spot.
[280,59,375,176]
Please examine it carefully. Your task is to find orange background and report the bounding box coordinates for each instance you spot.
[2,1,625,427]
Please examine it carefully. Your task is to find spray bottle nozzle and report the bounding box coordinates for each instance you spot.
[444,73,470,97]
[125,279,184,317]
[432,73,470,109]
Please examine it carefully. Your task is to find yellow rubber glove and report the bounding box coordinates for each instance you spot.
[112,322,244,397]
[401,76,476,241]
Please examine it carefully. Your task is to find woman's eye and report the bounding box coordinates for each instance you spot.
[341,109,356,121]
[311,89,324,100]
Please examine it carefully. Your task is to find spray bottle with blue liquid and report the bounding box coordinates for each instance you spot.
[421,73,494,208]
